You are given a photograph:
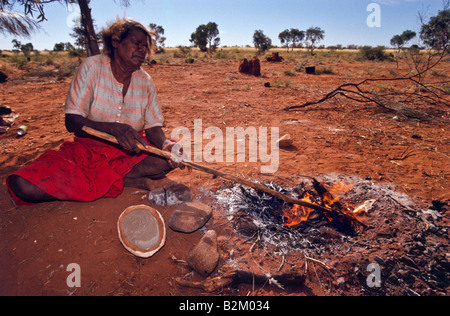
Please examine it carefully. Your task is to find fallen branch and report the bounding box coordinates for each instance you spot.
[284,48,450,114]
[175,269,305,293]
[284,76,449,113]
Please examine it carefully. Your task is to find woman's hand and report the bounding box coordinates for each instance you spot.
[162,140,186,170]
[109,123,148,154]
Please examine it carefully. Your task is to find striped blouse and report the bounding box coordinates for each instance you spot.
[65,54,163,132]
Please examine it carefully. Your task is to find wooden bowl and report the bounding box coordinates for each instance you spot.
[117,205,166,258]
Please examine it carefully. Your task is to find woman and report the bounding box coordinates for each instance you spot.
[7,18,184,204]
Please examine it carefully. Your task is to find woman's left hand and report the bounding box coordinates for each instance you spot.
[162,140,186,170]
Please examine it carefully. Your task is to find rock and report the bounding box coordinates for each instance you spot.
[276,134,293,148]
[0,106,12,115]
[187,230,220,276]
[148,182,193,207]
[0,71,8,83]
[334,277,348,290]
[306,66,316,74]
[168,202,213,233]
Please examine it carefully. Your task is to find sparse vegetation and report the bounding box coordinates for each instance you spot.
[359,46,390,61]
[316,65,335,75]
[253,30,272,55]
[190,22,220,53]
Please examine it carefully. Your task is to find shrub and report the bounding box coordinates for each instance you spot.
[271,78,292,88]
[359,46,389,61]
[316,66,335,74]
[214,49,229,59]
[284,69,297,76]
[68,49,85,57]
[174,46,191,58]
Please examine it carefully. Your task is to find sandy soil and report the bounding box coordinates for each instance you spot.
[0,53,448,296]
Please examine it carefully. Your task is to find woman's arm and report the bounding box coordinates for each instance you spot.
[65,114,148,154]
[144,126,168,149]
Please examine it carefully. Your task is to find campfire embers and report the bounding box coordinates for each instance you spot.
[216,177,368,253]
[282,178,366,235]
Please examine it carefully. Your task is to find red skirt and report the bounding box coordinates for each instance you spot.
[6,136,152,205]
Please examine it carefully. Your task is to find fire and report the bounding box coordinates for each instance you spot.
[283,193,316,227]
[283,204,315,227]
[282,181,361,228]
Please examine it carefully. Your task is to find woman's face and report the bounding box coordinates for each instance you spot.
[113,28,149,71]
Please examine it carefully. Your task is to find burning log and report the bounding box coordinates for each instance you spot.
[176,269,305,293]
[284,178,367,235]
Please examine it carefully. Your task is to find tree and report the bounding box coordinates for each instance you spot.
[253,29,272,54]
[53,42,74,51]
[1,0,132,56]
[20,41,33,58]
[64,42,74,50]
[70,16,99,56]
[305,27,325,55]
[53,42,65,51]
[11,38,21,50]
[390,30,417,52]
[290,28,305,51]
[0,9,39,37]
[190,22,220,53]
[278,29,292,52]
[149,23,166,52]
[420,6,450,52]
[76,0,99,56]
[279,28,305,52]
[12,38,33,59]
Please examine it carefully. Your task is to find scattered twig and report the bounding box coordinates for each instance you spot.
[389,146,417,161]
[175,269,305,293]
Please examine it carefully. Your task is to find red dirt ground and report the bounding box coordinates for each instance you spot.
[0,54,448,296]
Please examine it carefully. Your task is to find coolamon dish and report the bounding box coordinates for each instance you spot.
[117,205,166,258]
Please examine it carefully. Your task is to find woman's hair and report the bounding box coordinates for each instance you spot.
[102,18,158,58]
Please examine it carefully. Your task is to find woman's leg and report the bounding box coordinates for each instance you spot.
[8,175,57,203]
[123,155,173,190]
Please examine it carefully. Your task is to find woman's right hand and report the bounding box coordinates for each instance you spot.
[109,123,148,154]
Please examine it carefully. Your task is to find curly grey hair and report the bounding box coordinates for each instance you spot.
[102,18,157,58]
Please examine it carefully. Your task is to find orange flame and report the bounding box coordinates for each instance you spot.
[283,193,315,227]
[283,182,355,227]
[283,204,315,227]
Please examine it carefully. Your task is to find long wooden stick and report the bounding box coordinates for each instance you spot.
[81,126,349,216]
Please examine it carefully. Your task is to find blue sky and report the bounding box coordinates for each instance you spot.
[0,0,444,50]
